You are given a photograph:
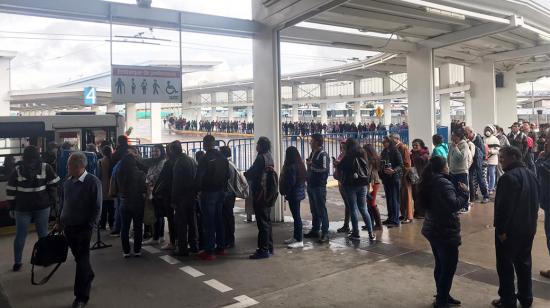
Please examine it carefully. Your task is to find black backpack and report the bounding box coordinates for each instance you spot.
[347,157,370,186]
[256,165,279,207]
[31,230,69,285]
[203,152,229,189]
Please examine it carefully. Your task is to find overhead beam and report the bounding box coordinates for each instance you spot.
[281,26,417,53]
[253,0,348,28]
[483,44,550,61]
[419,16,523,49]
[0,0,260,37]
[516,69,550,83]
[515,62,550,73]
[329,6,454,32]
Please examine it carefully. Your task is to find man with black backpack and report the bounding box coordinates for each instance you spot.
[196,135,230,261]
[304,134,331,243]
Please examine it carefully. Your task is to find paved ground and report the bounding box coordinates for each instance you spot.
[1,188,550,308]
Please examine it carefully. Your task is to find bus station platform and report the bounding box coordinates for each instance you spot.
[1,188,549,308]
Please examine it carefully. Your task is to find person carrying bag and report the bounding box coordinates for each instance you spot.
[31,229,69,285]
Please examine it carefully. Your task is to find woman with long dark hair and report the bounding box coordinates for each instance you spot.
[245,137,275,259]
[363,144,382,230]
[419,156,469,308]
[336,139,375,241]
[380,136,403,228]
[280,146,307,248]
[143,144,166,245]
[411,138,430,219]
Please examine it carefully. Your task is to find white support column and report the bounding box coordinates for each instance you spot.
[439,63,452,130]
[228,107,234,121]
[382,76,392,127]
[150,103,162,143]
[210,93,217,121]
[253,27,283,222]
[496,68,517,129]
[247,106,253,122]
[125,102,137,132]
[464,91,473,126]
[107,103,117,113]
[320,103,328,124]
[353,79,362,124]
[0,53,15,116]
[292,104,299,122]
[469,61,497,133]
[407,47,435,147]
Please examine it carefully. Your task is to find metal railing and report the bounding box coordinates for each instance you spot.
[135,127,448,174]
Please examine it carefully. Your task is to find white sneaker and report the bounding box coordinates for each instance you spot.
[123,253,131,258]
[284,238,297,244]
[161,243,174,250]
[287,241,304,249]
[142,238,156,246]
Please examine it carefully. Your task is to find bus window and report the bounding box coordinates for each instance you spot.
[56,130,80,150]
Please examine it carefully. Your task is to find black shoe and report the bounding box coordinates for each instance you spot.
[491,298,513,308]
[382,220,391,225]
[303,231,320,239]
[318,234,330,243]
[386,223,399,228]
[348,233,360,240]
[447,296,461,306]
[337,226,350,233]
[72,299,88,308]
[361,225,368,231]
[433,302,449,308]
[12,263,22,272]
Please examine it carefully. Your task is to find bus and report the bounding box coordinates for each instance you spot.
[0,112,125,228]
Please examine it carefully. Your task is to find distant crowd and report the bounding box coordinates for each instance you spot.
[165,117,254,134]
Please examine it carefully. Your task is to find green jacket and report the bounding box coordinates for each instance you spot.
[432,143,449,159]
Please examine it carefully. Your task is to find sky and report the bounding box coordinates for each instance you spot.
[0,0,375,90]
[0,0,548,93]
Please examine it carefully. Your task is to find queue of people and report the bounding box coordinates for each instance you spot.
[4,119,550,308]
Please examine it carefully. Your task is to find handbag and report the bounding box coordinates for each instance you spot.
[31,230,69,285]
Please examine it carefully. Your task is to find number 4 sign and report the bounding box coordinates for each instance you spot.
[84,87,97,105]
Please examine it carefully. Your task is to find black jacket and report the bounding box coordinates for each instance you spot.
[245,153,274,193]
[379,147,403,182]
[153,159,175,203]
[494,161,539,238]
[172,153,198,201]
[116,155,146,207]
[421,173,468,246]
[196,149,229,192]
[6,161,59,212]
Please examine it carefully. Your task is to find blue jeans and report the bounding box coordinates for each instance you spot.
[288,198,303,241]
[487,165,497,191]
[200,191,225,254]
[307,185,329,235]
[450,173,469,210]
[344,185,373,234]
[383,178,401,225]
[14,207,50,264]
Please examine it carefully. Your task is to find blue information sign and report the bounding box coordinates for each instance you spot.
[84,87,97,105]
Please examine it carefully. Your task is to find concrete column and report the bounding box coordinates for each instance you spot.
[252,27,283,221]
[320,103,328,124]
[496,68,517,130]
[464,91,473,126]
[107,103,117,113]
[246,88,253,104]
[228,107,234,121]
[382,77,392,126]
[247,106,253,122]
[125,102,137,132]
[439,63,451,130]
[0,53,15,116]
[407,47,435,147]
[354,102,362,124]
[469,61,496,133]
[150,103,162,143]
[292,104,299,122]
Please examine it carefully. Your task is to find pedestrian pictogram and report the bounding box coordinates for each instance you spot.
[111,65,181,103]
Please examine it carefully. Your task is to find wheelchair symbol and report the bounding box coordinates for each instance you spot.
[166,81,178,95]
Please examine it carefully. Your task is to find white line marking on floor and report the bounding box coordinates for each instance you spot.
[179,266,204,278]
[142,246,161,254]
[221,295,259,308]
[204,279,233,293]
[159,255,180,265]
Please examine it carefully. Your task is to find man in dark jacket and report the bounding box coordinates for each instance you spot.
[492,146,539,308]
[507,122,529,167]
[56,152,102,308]
[196,135,229,260]
[154,143,177,250]
[170,141,199,256]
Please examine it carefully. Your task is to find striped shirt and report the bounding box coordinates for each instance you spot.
[6,162,60,212]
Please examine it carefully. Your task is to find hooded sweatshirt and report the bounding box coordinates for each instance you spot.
[448,139,471,174]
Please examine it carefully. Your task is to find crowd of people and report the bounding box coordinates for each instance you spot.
[166,117,254,134]
[4,118,550,308]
